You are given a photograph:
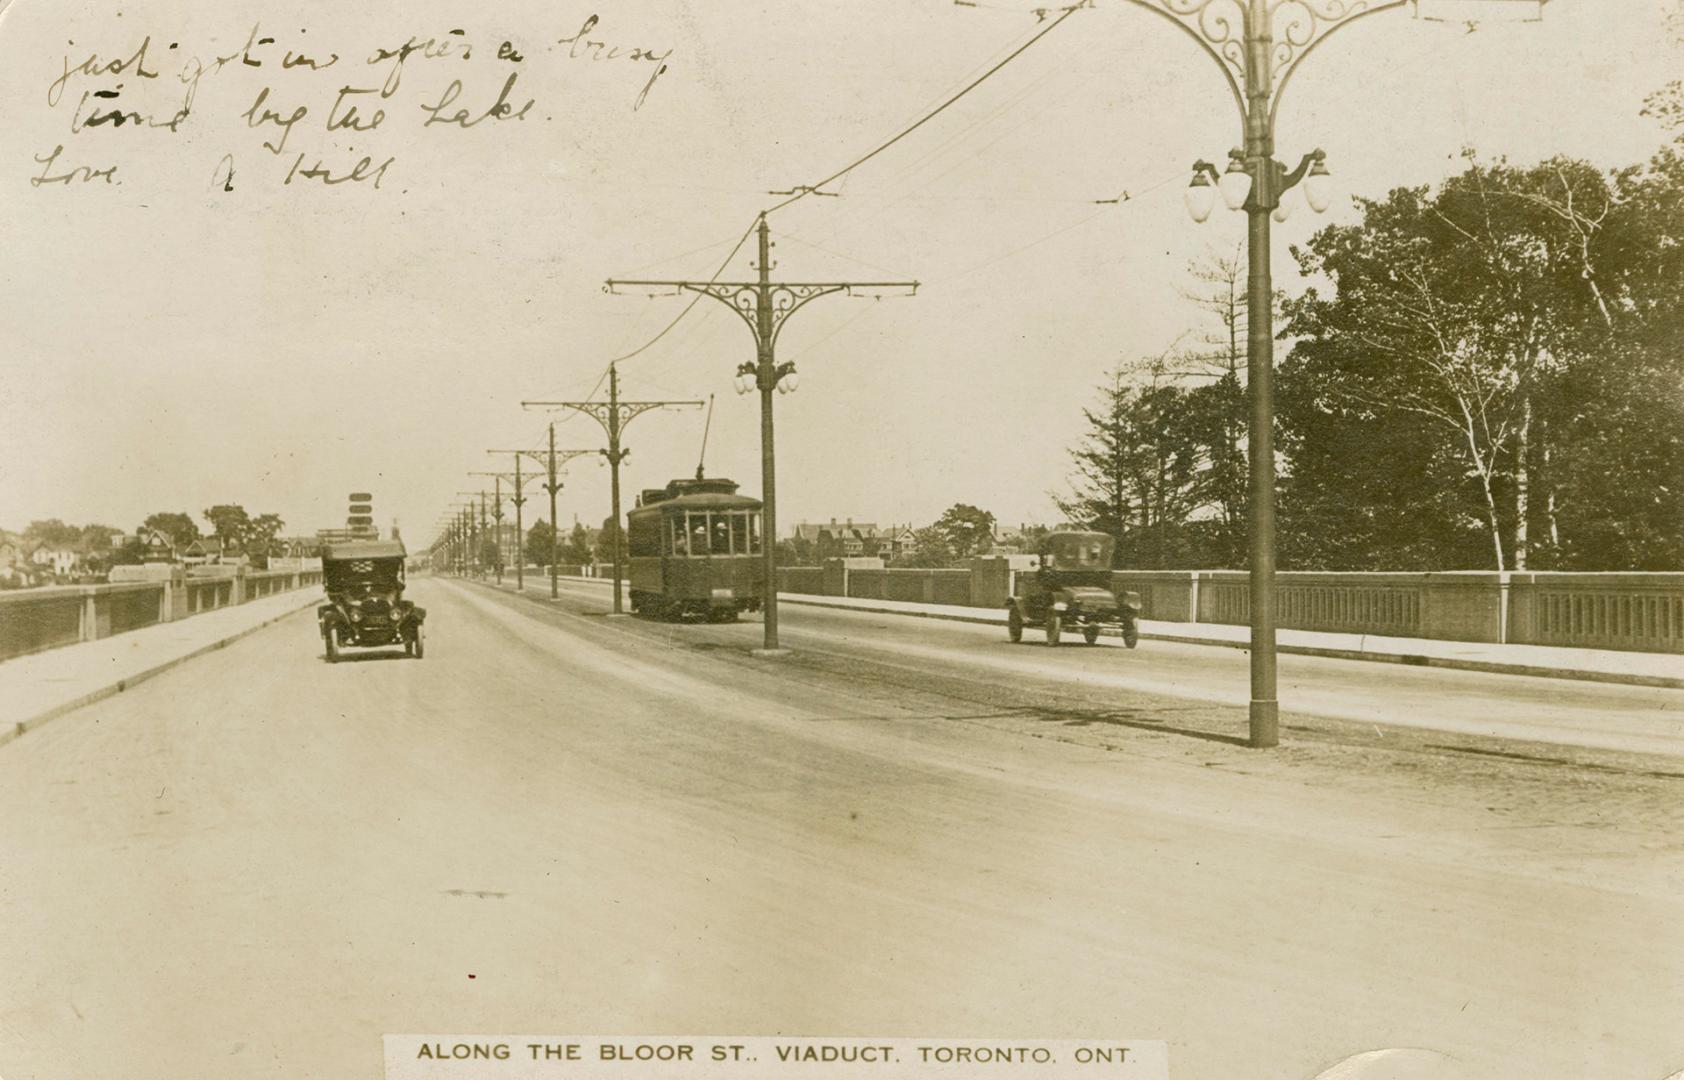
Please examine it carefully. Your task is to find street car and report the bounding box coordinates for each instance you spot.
[626,474,764,621]
[1006,530,1141,647]
[318,540,427,661]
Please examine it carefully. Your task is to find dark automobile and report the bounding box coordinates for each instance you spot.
[318,540,426,661]
[626,474,764,622]
[1006,531,1141,647]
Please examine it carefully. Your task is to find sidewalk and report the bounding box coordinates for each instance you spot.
[779,592,1684,689]
[515,574,1684,690]
[0,589,320,748]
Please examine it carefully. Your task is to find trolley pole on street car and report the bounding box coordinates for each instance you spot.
[523,366,701,616]
[606,214,917,654]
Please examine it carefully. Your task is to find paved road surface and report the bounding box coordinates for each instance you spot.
[2,577,1680,1080]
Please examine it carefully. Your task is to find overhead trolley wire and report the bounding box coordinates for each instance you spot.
[571,1,1088,403]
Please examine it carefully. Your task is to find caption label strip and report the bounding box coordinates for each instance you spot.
[384,1037,1168,1079]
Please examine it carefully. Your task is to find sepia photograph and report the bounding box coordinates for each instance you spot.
[1,1,1682,1077]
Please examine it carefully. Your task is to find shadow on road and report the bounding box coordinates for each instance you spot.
[1029,705,1252,748]
[321,650,412,664]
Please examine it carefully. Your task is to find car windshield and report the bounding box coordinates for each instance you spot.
[1044,534,1113,570]
[325,558,403,593]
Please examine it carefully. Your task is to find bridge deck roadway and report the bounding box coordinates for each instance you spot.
[1,577,1680,1080]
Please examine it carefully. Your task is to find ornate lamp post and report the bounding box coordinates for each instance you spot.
[1119,0,1423,748]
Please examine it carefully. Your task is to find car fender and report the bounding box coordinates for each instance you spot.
[1119,590,1143,615]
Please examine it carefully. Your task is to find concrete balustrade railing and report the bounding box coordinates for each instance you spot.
[0,568,324,663]
[775,558,1684,655]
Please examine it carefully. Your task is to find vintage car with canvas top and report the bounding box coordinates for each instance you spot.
[318,539,426,661]
[1006,530,1141,647]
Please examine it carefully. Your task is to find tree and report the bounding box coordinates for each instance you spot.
[23,519,80,548]
[78,524,121,552]
[595,518,626,568]
[889,526,955,569]
[779,533,817,567]
[931,504,997,560]
[1055,361,1212,568]
[248,513,285,551]
[565,523,594,565]
[527,520,556,565]
[1280,151,1684,570]
[142,512,199,549]
[203,505,252,550]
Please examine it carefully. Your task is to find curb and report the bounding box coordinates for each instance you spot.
[1,594,319,751]
[774,596,1684,692]
[440,575,1684,692]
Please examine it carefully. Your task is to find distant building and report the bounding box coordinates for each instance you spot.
[0,534,31,586]
[788,519,918,561]
[136,528,177,564]
[29,545,79,577]
[181,537,224,567]
[992,523,1051,555]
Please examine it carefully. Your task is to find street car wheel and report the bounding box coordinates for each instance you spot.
[411,623,425,659]
[1045,612,1062,646]
[1007,606,1023,643]
[1083,624,1100,645]
[1123,621,1139,649]
[324,628,339,663]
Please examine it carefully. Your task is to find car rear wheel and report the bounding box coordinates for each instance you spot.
[1006,606,1023,643]
[1045,611,1062,646]
[1083,624,1099,645]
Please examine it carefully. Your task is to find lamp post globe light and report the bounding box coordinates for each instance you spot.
[1119,0,1448,749]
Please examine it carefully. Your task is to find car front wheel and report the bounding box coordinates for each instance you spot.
[324,627,340,663]
[1083,624,1099,645]
[1123,620,1139,649]
[1007,605,1023,643]
[411,623,425,659]
[1045,611,1062,647]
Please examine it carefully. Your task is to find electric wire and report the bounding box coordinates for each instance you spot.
[764,1,1087,216]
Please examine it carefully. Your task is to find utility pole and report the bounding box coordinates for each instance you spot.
[524,366,701,616]
[493,427,597,599]
[608,214,917,653]
[456,492,490,578]
[449,504,475,576]
[470,473,516,584]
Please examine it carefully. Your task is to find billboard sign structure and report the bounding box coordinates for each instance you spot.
[348,493,379,539]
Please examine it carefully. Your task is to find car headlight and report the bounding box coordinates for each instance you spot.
[350,609,363,622]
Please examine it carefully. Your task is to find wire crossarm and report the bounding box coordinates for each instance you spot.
[607,279,919,350]
[1117,0,1414,132]
[520,402,702,444]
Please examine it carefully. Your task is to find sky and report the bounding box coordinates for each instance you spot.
[1,0,1679,549]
